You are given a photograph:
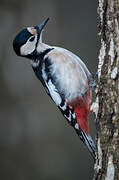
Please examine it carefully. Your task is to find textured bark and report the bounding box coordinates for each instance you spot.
[92,0,119,179]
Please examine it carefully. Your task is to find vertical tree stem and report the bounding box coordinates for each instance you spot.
[93,0,119,179]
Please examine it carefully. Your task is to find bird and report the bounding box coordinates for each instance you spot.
[13,18,95,159]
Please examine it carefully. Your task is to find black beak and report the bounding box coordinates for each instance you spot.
[35,17,49,34]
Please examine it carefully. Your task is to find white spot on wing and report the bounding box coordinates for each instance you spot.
[47,79,61,105]
[64,114,71,121]
[42,63,47,80]
[30,60,39,68]
[75,123,79,130]
[72,113,76,119]
[64,110,72,122]
[59,104,66,111]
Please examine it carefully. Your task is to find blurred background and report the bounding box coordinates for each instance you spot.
[0,0,99,179]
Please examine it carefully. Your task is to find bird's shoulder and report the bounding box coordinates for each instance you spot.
[44,46,80,64]
[44,46,92,79]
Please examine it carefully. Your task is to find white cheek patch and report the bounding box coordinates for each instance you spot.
[20,36,37,56]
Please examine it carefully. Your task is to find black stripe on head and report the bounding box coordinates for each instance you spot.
[13,28,32,56]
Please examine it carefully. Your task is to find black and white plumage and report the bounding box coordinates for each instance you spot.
[13,18,95,159]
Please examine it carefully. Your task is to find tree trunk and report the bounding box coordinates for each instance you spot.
[92,0,119,179]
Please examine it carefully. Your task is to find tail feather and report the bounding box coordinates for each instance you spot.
[59,88,95,158]
[72,89,96,158]
[78,129,95,159]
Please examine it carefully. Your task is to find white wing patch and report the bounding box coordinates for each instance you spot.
[72,112,76,119]
[75,123,79,130]
[64,110,73,122]
[59,103,67,111]
[46,79,62,105]
[64,114,71,122]
[42,63,48,80]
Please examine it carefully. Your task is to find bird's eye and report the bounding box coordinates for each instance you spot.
[29,36,35,42]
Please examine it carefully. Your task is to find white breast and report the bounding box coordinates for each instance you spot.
[45,47,90,100]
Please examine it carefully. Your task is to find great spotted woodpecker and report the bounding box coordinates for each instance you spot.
[13,18,95,158]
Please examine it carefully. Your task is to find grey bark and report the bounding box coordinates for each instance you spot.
[92,0,119,179]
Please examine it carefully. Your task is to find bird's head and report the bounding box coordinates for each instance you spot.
[13,18,49,59]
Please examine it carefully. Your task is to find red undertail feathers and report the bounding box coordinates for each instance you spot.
[74,89,91,134]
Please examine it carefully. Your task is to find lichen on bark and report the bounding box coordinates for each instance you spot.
[93,0,119,179]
